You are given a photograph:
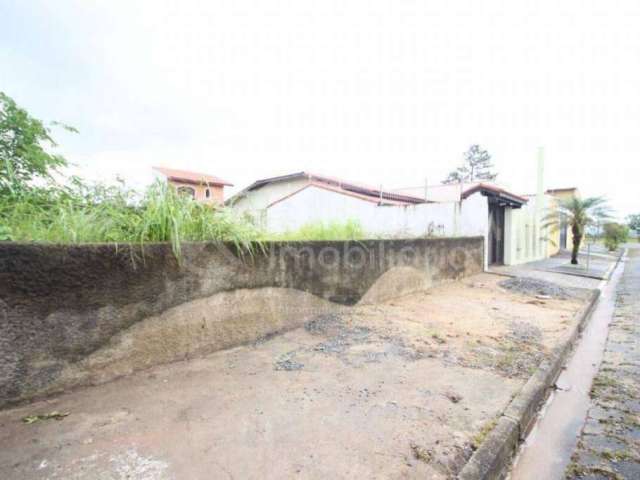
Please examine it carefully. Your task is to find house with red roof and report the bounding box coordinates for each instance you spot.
[153,167,233,204]
[228,171,426,210]
[229,170,577,268]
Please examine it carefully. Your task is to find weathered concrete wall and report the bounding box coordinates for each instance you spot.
[0,237,483,407]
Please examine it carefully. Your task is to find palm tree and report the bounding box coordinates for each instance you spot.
[543,197,611,265]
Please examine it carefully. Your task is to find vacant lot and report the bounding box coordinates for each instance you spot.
[0,273,591,479]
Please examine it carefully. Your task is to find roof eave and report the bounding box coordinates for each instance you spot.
[462,184,528,207]
[168,177,233,187]
[243,171,426,204]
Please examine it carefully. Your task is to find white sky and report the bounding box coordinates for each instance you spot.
[1,0,639,217]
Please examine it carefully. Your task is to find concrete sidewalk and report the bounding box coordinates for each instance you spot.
[491,260,602,291]
[546,249,617,280]
[490,247,621,290]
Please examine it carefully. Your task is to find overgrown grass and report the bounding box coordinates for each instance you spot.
[0,180,263,261]
[268,219,366,241]
[1,181,372,261]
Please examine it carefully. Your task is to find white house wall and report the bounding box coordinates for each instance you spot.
[265,185,488,240]
[457,193,489,237]
[230,178,310,216]
[265,186,357,233]
[504,194,552,265]
[457,193,489,269]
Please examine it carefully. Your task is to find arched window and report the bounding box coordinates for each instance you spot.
[177,186,195,198]
[205,188,211,198]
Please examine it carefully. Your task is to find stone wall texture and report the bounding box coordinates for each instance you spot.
[0,237,483,407]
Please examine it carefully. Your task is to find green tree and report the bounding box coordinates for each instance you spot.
[602,222,629,251]
[443,144,497,184]
[0,92,76,194]
[543,197,611,264]
[627,213,640,234]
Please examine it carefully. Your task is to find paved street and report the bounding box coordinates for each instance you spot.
[566,247,640,479]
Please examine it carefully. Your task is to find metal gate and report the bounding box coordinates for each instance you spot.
[488,202,505,264]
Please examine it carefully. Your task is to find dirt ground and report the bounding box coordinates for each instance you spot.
[0,273,591,479]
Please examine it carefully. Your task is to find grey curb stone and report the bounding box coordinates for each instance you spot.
[458,417,519,480]
[457,288,601,479]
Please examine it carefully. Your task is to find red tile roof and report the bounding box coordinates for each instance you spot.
[153,167,233,186]
[267,181,420,208]
[244,171,426,205]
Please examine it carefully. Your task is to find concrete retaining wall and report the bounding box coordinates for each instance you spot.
[0,237,483,407]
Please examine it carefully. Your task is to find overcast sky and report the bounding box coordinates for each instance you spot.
[1,0,639,217]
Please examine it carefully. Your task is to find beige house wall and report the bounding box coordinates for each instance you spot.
[547,189,580,254]
[546,195,562,257]
[168,180,225,204]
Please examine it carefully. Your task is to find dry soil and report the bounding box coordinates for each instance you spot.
[0,273,590,479]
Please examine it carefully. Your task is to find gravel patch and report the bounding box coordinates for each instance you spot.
[508,320,543,343]
[460,321,547,378]
[304,313,428,363]
[274,352,304,371]
[499,277,572,299]
[312,325,372,354]
[304,313,344,335]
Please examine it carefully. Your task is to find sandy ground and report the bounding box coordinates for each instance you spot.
[0,273,591,480]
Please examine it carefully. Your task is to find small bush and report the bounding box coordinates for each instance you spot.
[268,219,366,241]
[602,222,629,251]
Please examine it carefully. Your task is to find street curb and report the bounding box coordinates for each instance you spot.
[534,267,608,281]
[457,288,601,480]
[603,248,625,281]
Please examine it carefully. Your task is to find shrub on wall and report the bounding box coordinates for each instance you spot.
[269,219,366,241]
